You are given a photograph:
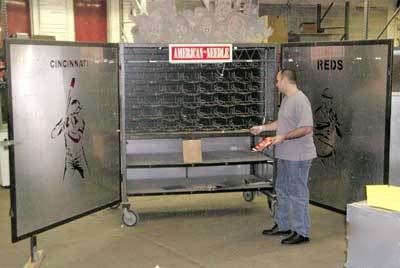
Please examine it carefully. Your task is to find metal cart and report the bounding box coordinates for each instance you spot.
[118,44,278,226]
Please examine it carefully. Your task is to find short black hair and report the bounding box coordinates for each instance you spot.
[71,99,80,105]
[280,68,297,85]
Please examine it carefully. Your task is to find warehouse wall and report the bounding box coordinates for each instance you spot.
[259,2,391,41]
[30,0,75,41]
[0,0,6,53]
[6,0,400,43]
[6,0,31,37]
[132,0,400,43]
[28,0,127,42]
[74,0,107,42]
[107,0,120,42]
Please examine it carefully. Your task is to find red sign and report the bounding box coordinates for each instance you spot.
[169,44,233,64]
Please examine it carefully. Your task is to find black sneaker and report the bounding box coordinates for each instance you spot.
[262,224,291,236]
[281,232,310,245]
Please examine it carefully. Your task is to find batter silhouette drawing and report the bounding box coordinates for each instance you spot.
[314,88,342,165]
[51,78,89,180]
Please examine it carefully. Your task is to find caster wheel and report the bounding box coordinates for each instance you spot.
[122,209,139,227]
[268,198,277,217]
[243,191,255,202]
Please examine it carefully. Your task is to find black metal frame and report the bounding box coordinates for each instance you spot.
[310,201,345,214]
[124,152,275,197]
[385,40,394,185]
[126,160,274,169]
[5,39,122,243]
[281,39,392,48]
[341,1,350,41]
[127,130,252,140]
[317,2,335,33]
[128,184,273,197]
[280,39,393,213]
[120,43,277,199]
[316,1,349,40]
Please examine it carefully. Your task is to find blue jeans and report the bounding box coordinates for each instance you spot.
[274,159,312,237]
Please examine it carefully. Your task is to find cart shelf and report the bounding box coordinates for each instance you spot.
[127,175,273,196]
[126,150,274,168]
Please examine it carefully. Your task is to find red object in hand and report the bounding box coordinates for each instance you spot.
[252,137,273,152]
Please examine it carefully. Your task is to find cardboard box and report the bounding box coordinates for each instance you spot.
[366,185,400,212]
[182,140,202,163]
[10,32,29,39]
[31,35,56,41]
[300,23,317,33]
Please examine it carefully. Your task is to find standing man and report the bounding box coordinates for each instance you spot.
[250,69,316,245]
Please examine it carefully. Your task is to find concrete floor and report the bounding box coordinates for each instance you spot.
[0,188,346,268]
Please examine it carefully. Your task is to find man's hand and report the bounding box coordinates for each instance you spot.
[271,135,286,145]
[250,125,264,135]
[249,121,278,135]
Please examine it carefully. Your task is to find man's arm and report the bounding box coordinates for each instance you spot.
[271,126,313,145]
[250,121,278,135]
[51,118,65,139]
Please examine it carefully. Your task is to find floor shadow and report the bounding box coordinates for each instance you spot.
[137,207,261,221]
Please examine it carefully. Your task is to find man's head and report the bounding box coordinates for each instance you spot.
[69,99,82,115]
[321,87,334,107]
[275,69,297,94]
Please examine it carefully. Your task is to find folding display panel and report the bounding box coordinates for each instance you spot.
[6,40,121,242]
[282,40,392,211]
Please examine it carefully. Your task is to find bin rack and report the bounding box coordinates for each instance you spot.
[118,44,278,226]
